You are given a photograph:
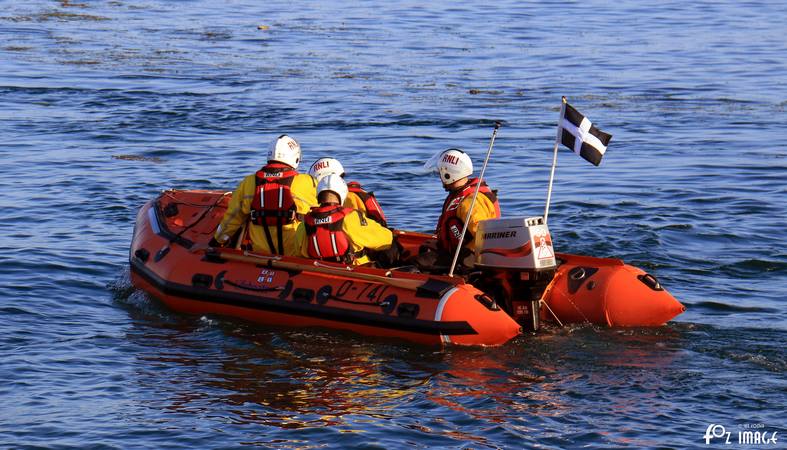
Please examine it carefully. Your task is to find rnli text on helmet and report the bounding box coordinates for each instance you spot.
[443,154,460,165]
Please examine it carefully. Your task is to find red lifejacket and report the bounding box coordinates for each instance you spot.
[347,181,387,227]
[250,163,298,226]
[436,178,500,252]
[248,162,298,255]
[304,205,357,263]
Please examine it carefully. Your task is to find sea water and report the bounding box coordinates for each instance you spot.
[0,1,784,448]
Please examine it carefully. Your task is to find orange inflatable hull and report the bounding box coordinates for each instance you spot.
[130,190,522,346]
[129,190,684,346]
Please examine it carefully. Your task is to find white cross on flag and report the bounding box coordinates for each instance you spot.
[559,98,612,166]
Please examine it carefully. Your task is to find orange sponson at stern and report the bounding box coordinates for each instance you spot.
[541,253,685,327]
[129,190,522,347]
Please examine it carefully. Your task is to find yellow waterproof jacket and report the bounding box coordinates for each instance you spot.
[344,182,387,226]
[214,170,318,255]
[344,191,365,212]
[296,206,392,265]
[455,194,499,250]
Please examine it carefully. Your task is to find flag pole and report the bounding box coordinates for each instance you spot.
[544,96,567,224]
[448,121,501,278]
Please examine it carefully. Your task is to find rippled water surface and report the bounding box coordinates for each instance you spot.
[1,0,785,448]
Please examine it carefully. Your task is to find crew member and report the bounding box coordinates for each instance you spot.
[298,174,392,266]
[420,148,501,271]
[211,135,318,255]
[307,157,388,227]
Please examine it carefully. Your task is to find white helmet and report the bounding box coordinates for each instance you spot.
[308,157,345,181]
[437,148,473,185]
[317,173,348,204]
[267,134,301,169]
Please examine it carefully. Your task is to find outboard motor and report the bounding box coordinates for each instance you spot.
[473,216,557,331]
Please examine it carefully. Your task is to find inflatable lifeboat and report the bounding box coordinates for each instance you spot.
[129,190,685,346]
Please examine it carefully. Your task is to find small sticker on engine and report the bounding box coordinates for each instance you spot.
[536,236,554,259]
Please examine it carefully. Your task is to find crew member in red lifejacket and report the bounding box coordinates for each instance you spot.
[211,135,318,255]
[417,148,500,272]
[307,157,388,227]
[297,174,392,266]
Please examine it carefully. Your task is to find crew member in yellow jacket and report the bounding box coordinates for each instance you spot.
[307,157,388,227]
[418,148,501,272]
[297,174,392,266]
[211,135,318,255]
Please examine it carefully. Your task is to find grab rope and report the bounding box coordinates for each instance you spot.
[537,268,592,327]
[167,191,230,241]
[161,190,232,208]
[565,294,592,326]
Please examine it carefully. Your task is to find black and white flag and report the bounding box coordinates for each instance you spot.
[559,99,612,166]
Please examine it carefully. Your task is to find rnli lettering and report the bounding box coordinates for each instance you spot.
[313,161,329,171]
[264,171,283,178]
[314,216,333,225]
[483,231,517,240]
[442,154,459,165]
[450,224,461,239]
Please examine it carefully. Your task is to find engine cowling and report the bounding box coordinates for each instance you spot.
[474,216,557,271]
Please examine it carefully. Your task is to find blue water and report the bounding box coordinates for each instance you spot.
[1,0,785,448]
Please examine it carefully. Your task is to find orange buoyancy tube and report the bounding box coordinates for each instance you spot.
[542,254,686,327]
[304,205,356,264]
[347,181,387,226]
[436,178,500,252]
[249,162,299,254]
